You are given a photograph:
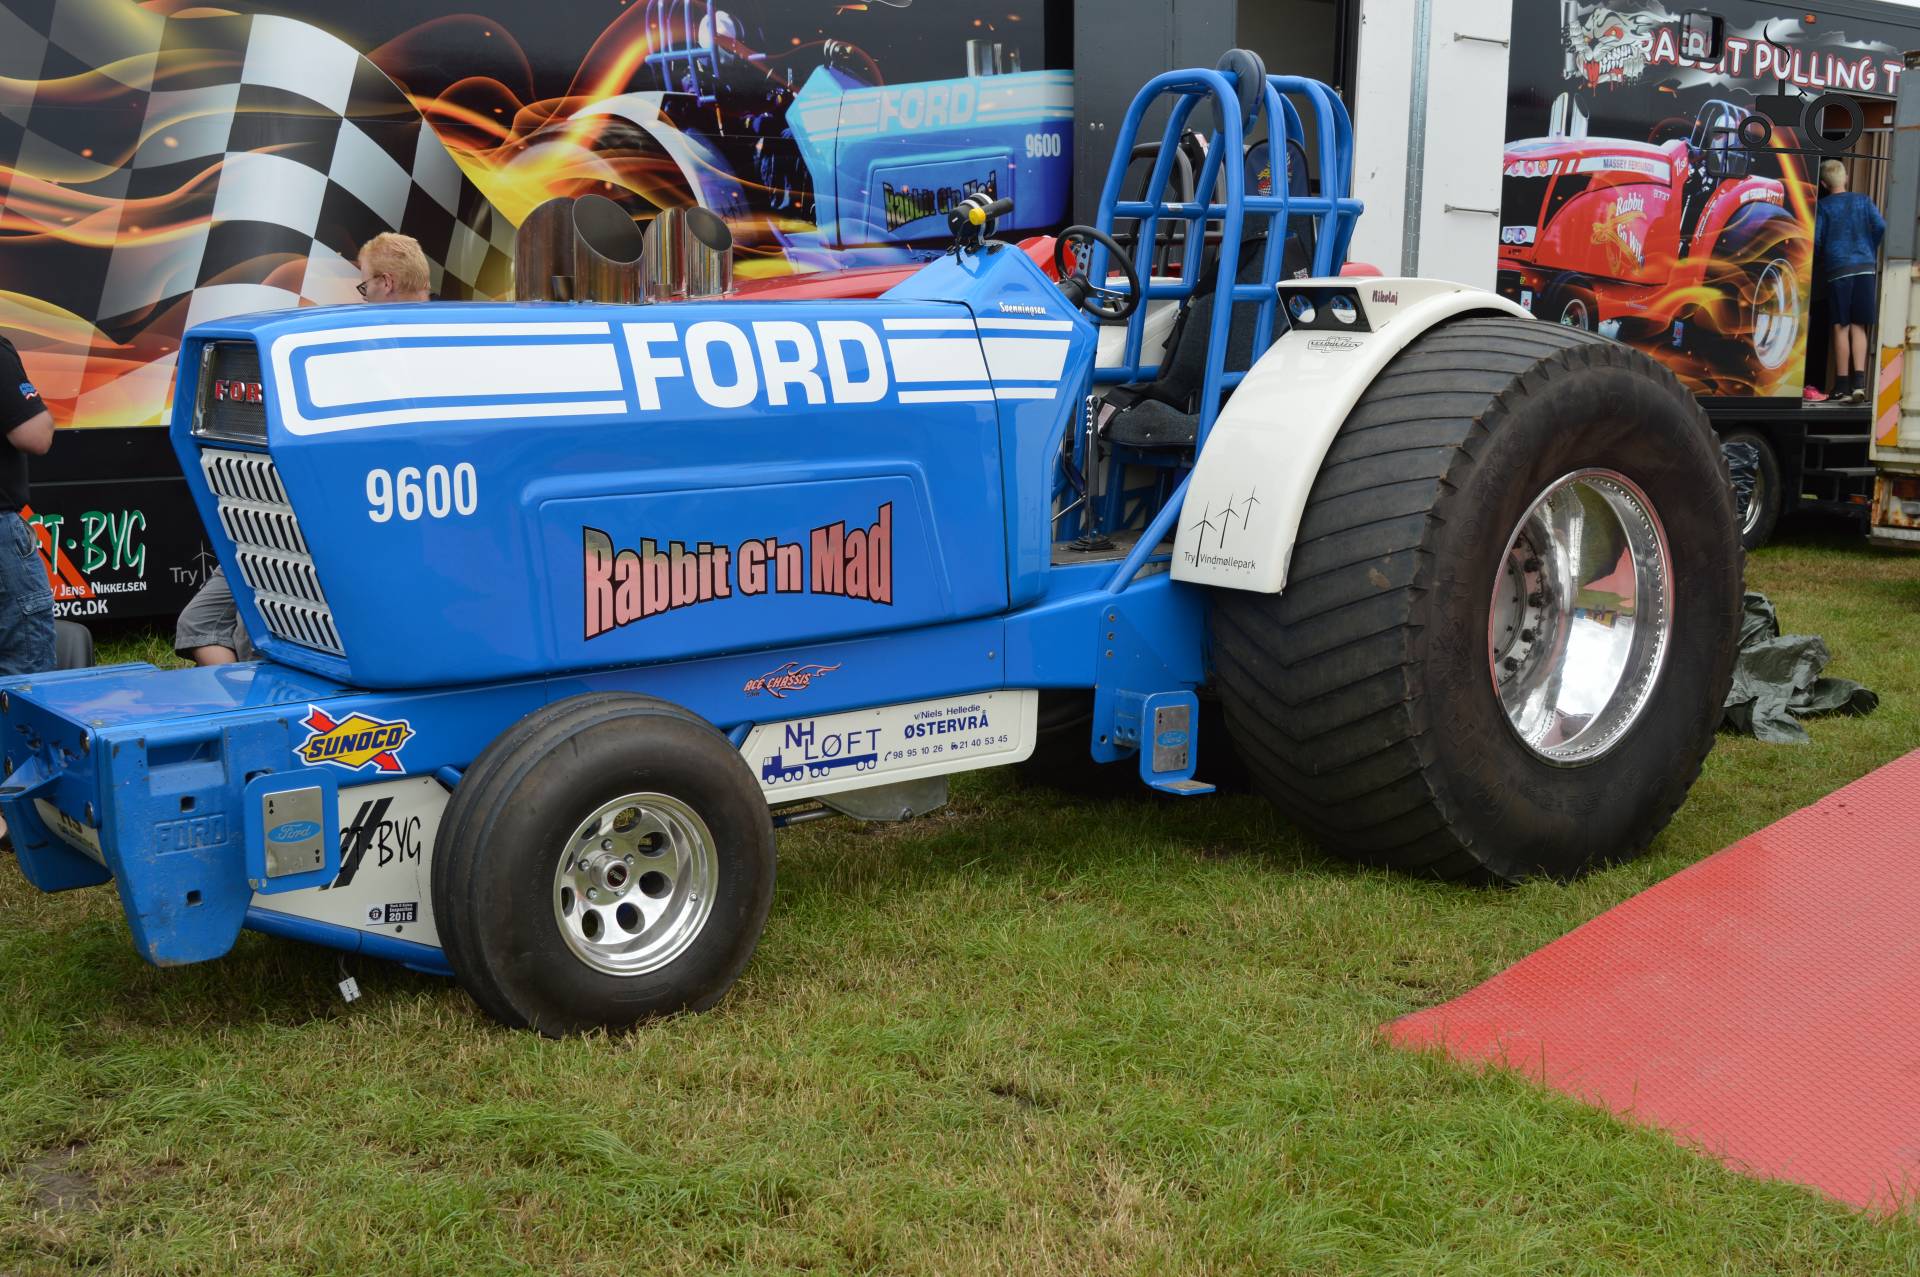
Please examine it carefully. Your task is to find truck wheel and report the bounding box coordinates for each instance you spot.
[1721,428,1780,550]
[1210,318,1741,882]
[432,694,775,1035]
[1541,275,1597,332]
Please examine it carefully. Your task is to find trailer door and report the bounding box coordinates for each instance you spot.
[1349,0,1514,286]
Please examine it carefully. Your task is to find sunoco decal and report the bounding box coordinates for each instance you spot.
[584,504,893,639]
[740,690,1039,801]
[297,708,412,773]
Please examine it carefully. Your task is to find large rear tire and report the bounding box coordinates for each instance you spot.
[1210,318,1742,882]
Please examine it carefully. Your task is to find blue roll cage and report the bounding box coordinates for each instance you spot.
[1081,68,1363,594]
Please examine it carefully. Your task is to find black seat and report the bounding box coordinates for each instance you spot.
[1105,228,1308,449]
[1104,136,1317,450]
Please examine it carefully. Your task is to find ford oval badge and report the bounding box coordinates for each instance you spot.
[1155,729,1189,750]
[268,820,321,844]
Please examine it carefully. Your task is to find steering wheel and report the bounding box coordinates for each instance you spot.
[1054,225,1141,322]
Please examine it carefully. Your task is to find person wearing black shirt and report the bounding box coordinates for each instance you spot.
[0,335,56,676]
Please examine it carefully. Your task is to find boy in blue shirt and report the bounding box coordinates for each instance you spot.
[1815,159,1886,403]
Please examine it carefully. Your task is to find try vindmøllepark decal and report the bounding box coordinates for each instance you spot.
[0,0,1063,620]
[1500,1,1912,398]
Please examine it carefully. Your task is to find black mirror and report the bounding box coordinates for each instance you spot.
[1680,11,1726,62]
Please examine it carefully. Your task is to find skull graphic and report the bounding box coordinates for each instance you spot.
[1567,5,1656,88]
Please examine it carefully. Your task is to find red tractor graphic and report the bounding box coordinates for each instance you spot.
[1496,100,1810,392]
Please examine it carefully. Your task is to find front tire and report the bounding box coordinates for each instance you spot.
[432,694,776,1035]
[1210,318,1742,882]
[1541,274,1598,332]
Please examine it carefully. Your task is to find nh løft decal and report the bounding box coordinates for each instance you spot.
[747,694,1025,795]
[297,708,412,773]
[583,503,893,640]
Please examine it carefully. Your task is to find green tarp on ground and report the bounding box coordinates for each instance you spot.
[1721,592,1878,744]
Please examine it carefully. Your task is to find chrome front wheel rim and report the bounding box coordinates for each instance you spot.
[1488,469,1673,764]
[553,793,719,976]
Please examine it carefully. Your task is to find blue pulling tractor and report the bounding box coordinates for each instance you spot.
[0,56,1741,1035]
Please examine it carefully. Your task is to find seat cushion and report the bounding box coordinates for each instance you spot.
[1107,395,1198,449]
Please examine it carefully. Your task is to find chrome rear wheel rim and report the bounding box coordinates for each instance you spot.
[1488,469,1672,764]
[1751,258,1799,371]
[1739,465,1767,537]
[553,793,718,976]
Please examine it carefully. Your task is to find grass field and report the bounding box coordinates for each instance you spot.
[2,528,1917,1275]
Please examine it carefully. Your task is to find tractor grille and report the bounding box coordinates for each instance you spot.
[192,342,268,445]
[199,449,345,657]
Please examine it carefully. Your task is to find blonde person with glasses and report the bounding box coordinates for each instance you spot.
[355,232,432,303]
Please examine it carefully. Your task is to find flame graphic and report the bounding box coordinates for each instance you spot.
[364,7,863,254]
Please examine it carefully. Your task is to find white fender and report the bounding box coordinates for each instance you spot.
[1171,277,1531,594]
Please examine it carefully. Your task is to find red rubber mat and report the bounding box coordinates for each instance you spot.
[1387,750,1920,1212]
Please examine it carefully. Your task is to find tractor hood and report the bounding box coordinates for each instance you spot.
[1505,136,1677,183]
[170,248,1092,689]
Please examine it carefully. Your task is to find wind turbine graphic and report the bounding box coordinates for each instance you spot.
[1218,493,1244,550]
[1233,487,1261,534]
[1189,501,1221,548]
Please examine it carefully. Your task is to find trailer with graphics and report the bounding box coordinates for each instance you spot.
[0,0,1071,626]
[1343,0,1920,548]
[0,57,1742,1035]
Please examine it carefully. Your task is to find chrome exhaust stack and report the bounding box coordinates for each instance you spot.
[513,194,646,303]
[640,206,735,302]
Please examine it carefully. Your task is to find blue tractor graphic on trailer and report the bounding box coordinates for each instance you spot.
[588,1,1072,255]
[0,54,1741,1035]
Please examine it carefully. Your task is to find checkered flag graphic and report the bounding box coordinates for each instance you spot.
[0,0,517,425]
